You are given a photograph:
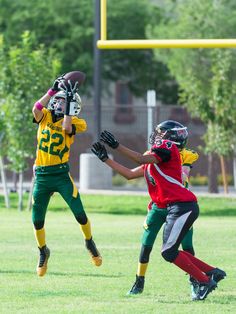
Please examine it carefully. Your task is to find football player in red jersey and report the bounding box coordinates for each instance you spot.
[91,123,226,301]
[126,121,199,297]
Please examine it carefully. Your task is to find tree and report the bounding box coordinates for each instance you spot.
[149,0,236,192]
[0,110,9,208]
[0,0,178,103]
[102,0,179,102]
[0,31,61,210]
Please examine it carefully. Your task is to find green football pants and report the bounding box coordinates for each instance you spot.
[142,203,194,253]
[32,164,85,226]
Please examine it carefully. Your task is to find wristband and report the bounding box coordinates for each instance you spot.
[47,89,57,97]
[35,101,44,111]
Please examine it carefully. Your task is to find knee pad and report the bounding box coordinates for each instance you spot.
[139,245,153,263]
[33,220,45,230]
[75,212,88,225]
[161,248,178,263]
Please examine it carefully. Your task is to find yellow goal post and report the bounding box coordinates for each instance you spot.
[97,0,236,49]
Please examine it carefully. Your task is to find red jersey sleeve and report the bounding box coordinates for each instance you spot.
[149,140,172,163]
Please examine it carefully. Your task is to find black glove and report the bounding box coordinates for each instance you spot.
[100,130,119,149]
[51,73,65,92]
[60,80,79,115]
[91,142,108,162]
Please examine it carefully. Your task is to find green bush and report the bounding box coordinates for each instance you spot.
[217,174,233,185]
[190,174,208,186]
[190,173,233,186]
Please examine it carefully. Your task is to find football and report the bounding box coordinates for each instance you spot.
[60,71,86,89]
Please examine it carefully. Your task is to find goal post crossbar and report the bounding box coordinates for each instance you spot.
[98,0,236,49]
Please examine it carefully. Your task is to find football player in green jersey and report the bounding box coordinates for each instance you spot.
[32,75,102,277]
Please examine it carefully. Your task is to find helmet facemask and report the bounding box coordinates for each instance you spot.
[70,92,82,116]
[48,90,82,117]
[149,127,164,145]
[149,120,188,149]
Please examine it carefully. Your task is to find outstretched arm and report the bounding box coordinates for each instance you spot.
[32,74,65,122]
[100,130,158,165]
[106,158,144,180]
[116,144,157,165]
[61,80,79,134]
[91,142,144,179]
[32,93,51,122]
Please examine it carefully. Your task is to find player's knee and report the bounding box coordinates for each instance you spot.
[33,220,45,230]
[183,247,195,256]
[161,248,178,262]
[75,211,88,225]
[139,245,153,263]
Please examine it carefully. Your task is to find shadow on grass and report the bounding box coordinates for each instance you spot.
[153,295,236,304]
[0,269,35,275]
[50,272,122,278]
[0,269,122,278]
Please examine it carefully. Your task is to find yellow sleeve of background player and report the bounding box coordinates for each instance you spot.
[180,148,199,189]
[71,117,87,133]
[180,148,199,167]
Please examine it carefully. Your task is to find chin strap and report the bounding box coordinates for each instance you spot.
[51,111,63,122]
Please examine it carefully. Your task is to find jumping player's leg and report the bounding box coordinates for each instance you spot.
[58,173,102,266]
[128,204,167,295]
[161,202,224,300]
[32,179,51,276]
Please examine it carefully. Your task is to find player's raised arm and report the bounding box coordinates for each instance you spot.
[32,93,50,122]
[100,130,158,165]
[91,142,144,179]
[32,74,65,122]
[60,80,76,133]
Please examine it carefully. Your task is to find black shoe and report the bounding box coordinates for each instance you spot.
[85,238,102,266]
[192,278,217,301]
[37,245,50,277]
[206,268,226,283]
[127,275,145,295]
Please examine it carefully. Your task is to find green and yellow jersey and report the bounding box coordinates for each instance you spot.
[180,148,199,167]
[180,148,199,188]
[34,108,87,166]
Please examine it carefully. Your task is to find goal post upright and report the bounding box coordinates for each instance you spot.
[100,0,107,41]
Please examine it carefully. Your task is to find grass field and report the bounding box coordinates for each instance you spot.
[0,194,236,313]
[2,193,236,216]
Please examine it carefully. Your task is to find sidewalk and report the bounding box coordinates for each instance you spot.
[1,182,236,197]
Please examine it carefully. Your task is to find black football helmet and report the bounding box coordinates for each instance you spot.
[149,120,188,149]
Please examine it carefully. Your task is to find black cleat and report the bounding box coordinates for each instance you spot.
[127,275,145,295]
[189,276,199,300]
[37,245,50,277]
[206,268,226,283]
[192,278,217,301]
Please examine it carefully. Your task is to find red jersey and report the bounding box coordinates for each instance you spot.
[143,139,197,207]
